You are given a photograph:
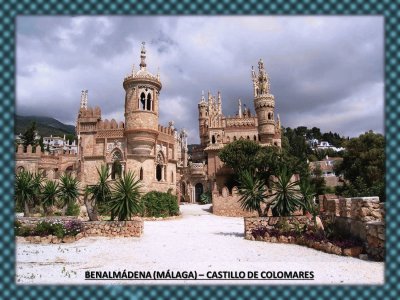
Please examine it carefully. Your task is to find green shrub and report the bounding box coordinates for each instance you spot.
[66,202,80,216]
[141,191,180,217]
[199,191,212,205]
[34,221,66,238]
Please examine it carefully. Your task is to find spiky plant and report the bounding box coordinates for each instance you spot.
[58,173,79,215]
[109,171,142,221]
[41,180,59,215]
[237,170,269,217]
[15,170,35,216]
[269,166,303,217]
[85,165,112,221]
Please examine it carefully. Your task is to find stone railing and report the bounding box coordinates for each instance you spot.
[321,196,385,261]
[212,186,261,217]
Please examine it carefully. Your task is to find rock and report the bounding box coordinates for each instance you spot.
[76,233,84,240]
[62,236,76,243]
[270,237,277,243]
[343,246,363,257]
[371,211,382,220]
[32,236,41,243]
[278,236,288,243]
[51,236,61,243]
[331,245,342,255]
[359,254,369,260]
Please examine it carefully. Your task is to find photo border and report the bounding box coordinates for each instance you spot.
[3,0,396,299]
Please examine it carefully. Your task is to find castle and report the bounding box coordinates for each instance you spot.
[15,43,281,203]
[75,42,188,193]
[180,58,281,202]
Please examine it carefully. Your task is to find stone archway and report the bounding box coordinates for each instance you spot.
[195,183,203,202]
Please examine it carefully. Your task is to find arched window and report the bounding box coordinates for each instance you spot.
[140,92,146,110]
[17,166,25,173]
[111,160,122,180]
[140,167,143,180]
[233,136,237,141]
[146,93,152,111]
[212,135,216,144]
[156,165,162,181]
[254,135,257,141]
[247,136,250,140]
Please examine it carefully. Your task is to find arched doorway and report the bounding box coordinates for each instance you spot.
[195,183,203,202]
[156,165,162,181]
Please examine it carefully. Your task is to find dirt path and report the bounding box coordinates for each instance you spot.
[16,204,384,285]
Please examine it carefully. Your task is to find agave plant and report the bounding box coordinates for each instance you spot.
[41,180,59,215]
[237,170,271,217]
[109,171,142,221]
[85,165,112,221]
[15,170,35,216]
[58,173,79,215]
[269,166,303,217]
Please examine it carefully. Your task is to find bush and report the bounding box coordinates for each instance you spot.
[64,220,83,236]
[199,192,212,205]
[66,202,80,216]
[34,220,66,238]
[141,191,180,217]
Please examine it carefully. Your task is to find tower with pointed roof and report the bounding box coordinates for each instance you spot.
[123,41,162,156]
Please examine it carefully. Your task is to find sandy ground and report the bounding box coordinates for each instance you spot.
[16,204,384,285]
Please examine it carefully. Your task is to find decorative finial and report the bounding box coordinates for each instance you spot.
[140,41,146,69]
[80,90,88,109]
[201,90,205,102]
[131,64,135,75]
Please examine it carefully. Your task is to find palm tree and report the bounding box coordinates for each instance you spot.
[58,173,79,215]
[269,166,303,217]
[41,180,59,215]
[31,171,44,208]
[85,165,112,221]
[109,171,142,221]
[15,170,35,216]
[237,171,271,217]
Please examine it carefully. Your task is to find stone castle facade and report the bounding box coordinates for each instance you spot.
[180,59,282,202]
[15,43,281,204]
[76,42,188,193]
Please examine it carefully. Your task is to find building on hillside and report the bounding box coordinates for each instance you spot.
[76,42,188,194]
[43,135,78,154]
[180,59,282,202]
[309,156,344,187]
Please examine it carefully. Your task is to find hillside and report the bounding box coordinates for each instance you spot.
[15,115,75,138]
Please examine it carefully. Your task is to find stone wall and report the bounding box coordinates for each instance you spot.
[322,196,385,260]
[212,186,260,217]
[244,216,312,240]
[83,220,143,237]
[16,217,143,238]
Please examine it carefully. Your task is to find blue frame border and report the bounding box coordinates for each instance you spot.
[2,0,397,299]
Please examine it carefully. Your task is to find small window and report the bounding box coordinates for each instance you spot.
[140,167,143,180]
[140,92,146,110]
[156,165,162,181]
[146,93,152,111]
[212,135,216,144]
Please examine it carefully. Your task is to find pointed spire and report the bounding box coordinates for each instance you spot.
[238,98,242,118]
[208,90,212,103]
[157,67,160,81]
[277,114,281,127]
[131,64,135,75]
[201,90,205,103]
[217,91,222,114]
[140,41,146,69]
[80,90,88,109]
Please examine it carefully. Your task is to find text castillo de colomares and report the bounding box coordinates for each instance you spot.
[85,270,314,280]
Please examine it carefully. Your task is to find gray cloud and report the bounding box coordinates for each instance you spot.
[16,16,384,143]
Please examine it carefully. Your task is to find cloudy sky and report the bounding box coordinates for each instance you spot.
[16,16,384,143]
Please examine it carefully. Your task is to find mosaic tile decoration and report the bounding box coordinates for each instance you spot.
[1,0,397,299]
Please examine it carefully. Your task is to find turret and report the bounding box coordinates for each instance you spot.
[253,59,276,145]
[198,91,208,146]
[123,42,162,156]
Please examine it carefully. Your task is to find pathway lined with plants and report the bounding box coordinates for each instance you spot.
[16,204,383,284]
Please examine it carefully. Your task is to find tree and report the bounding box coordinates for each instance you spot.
[85,165,112,221]
[335,131,385,201]
[237,171,270,217]
[58,173,79,215]
[22,121,39,149]
[108,171,142,221]
[41,180,59,215]
[218,140,262,176]
[15,170,36,216]
[310,165,327,196]
[269,166,303,217]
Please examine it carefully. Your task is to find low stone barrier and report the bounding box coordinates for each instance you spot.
[365,221,385,261]
[83,220,143,237]
[16,217,144,242]
[212,187,260,217]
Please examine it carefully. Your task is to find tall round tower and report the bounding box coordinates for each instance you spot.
[253,59,276,145]
[123,42,162,156]
[198,91,208,147]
